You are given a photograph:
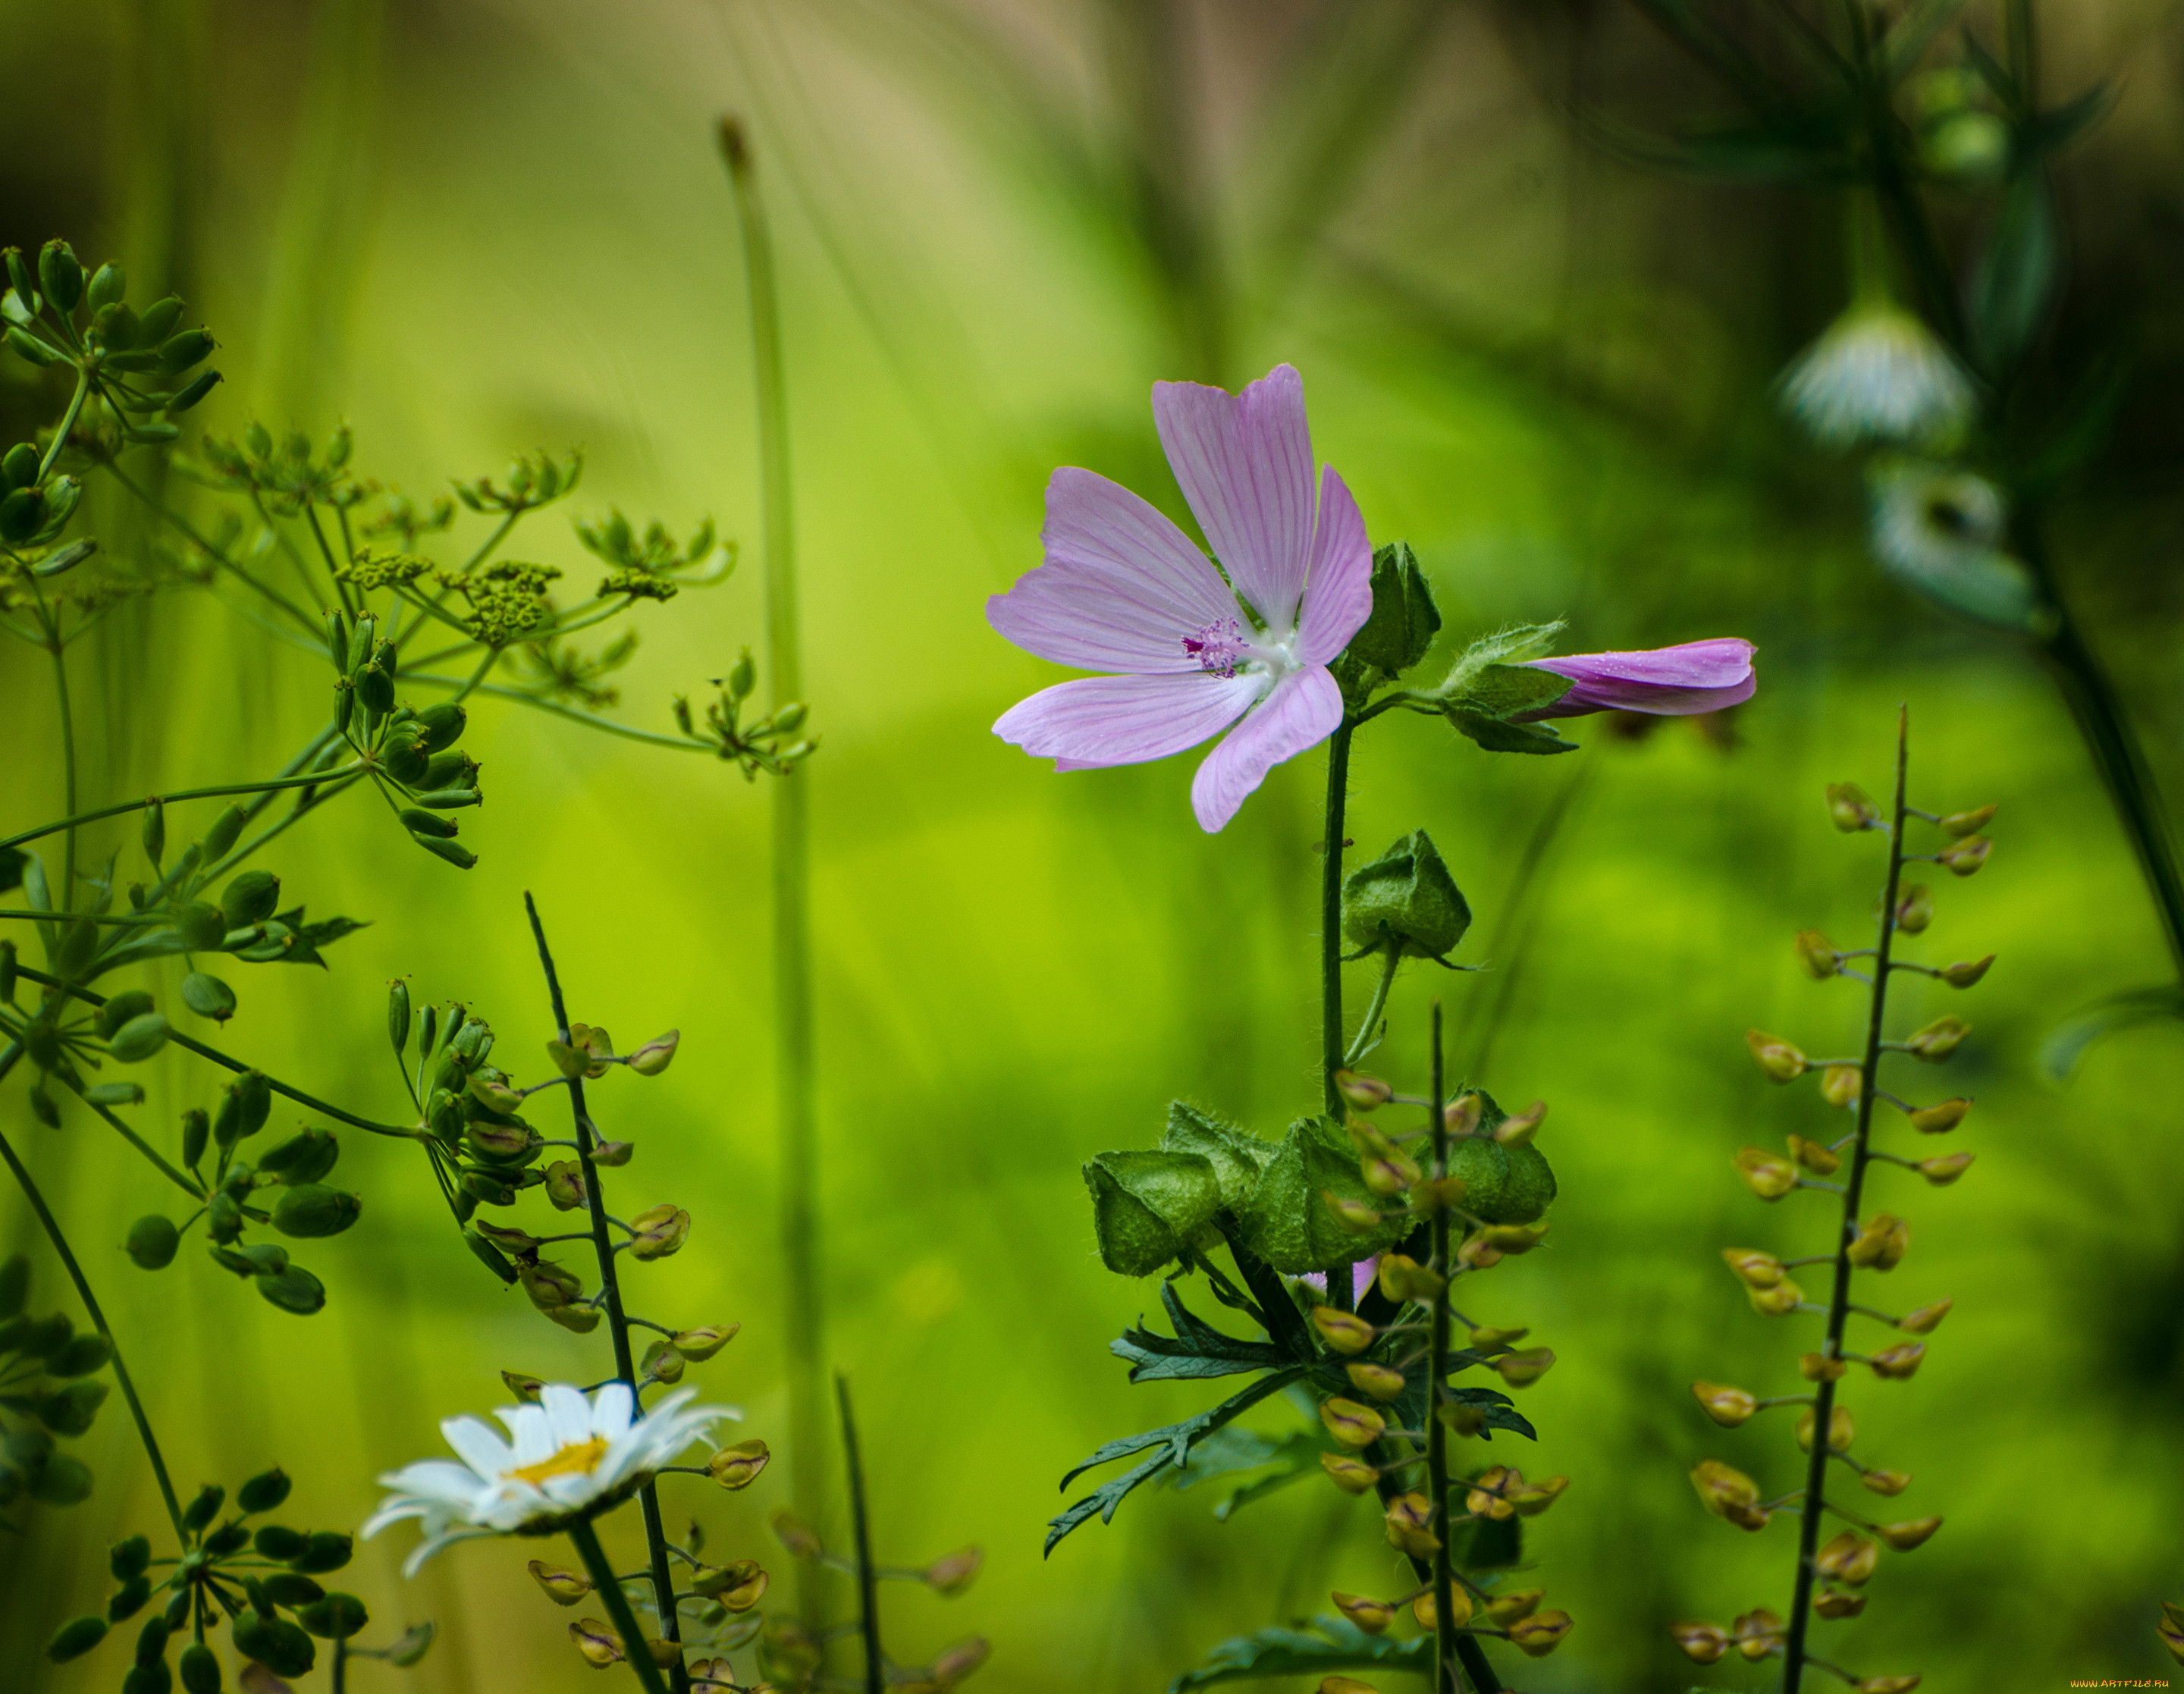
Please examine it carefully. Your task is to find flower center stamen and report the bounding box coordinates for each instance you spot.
[507,1435,610,1487]
[1183,617,1248,678]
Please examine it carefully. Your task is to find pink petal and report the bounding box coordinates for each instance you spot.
[1153,365,1316,631]
[987,469,1241,674]
[994,671,1261,770]
[1522,638,1757,720]
[1295,466,1373,666]
[1189,664,1342,833]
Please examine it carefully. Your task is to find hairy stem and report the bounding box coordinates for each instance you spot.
[523,893,686,1691]
[1426,1002,1459,1694]
[1344,943,1401,1069]
[1321,717,1356,1121]
[0,1042,187,1539]
[720,115,829,1639]
[837,1376,884,1694]
[1782,707,1906,1689]
[566,1517,673,1694]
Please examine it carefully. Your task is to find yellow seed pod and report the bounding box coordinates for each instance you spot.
[1379,1253,1447,1302]
[1907,1096,1969,1132]
[1493,1100,1546,1147]
[1485,1587,1542,1626]
[1670,1620,1730,1664]
[1360,1151,1421,1199]
[570,1618,623,1667]
[1345,1361,1407,1402]
[1335,1070,1394,1110]
[1320,1398,1386,1450]
[1793,930,1840,980]
[1311,1307,1377,1355]
[1319,1453,1379,1495]
[1691,1382,1759,1426]
[1408,1176,1469,1212]
[1467,1465,1520,1520]
[1800,1352,1849,1382]
[1940,804,1997,837]
[1938,954,1995,988]
[1861,1467,1912,1496]
[1787,1134,1841,1175]
[1906,1015,1970,1061]
[1916,1152,1975,1185]
[1475,1222,1549,1254]
[1897,1297,1953,1335]
[1895,883,1934,932]
[1511,1475,1568,1517]
[1847,1213,1911,1271]
[1323,1190,1386,1234]
[1436,1400,1489,1437]
[1815,1589,1867,1619]
[1382,1490,1439,1558]
[1815,1531,1878,1586]
[1854,1676,1923,1693]
[1443,1093,1483,1137]
[1878,1515,1942,1551]
[1734,1147,1799,1200]
[1869,1343,1926,1380]
[528,1560,593,1606]
[1494,1347,1555,1388]
[1509,1610,1573,1658]
[1746,1030,1809,1082]
[1821,1063,1862,1108]
[1689,1460,1763,1526]
[1411,1586,1473,1630]
[1935,834,1991,876]
[1731,1608,1785,1661]
[1826,782,1878,832]
[1721,1247,1784,1289]
[1316,1680,1379,1694]
[1747,1277,1806,1317]
[1329,1592,1396,1636]
[1467,1324,1530,1351]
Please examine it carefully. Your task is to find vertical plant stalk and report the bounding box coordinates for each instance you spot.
[524,894,686,1691]
[1780,710,1907,1690]
[0,1043,186,1539]
[1425,1002,1459,1694]
[1321,718,1357,1116]
[46,615,79,905]
[720,116,830,1636]
[568,1517,673,1694]
[836,1375,884,1694]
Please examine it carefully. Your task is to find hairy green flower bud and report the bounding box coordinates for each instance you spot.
[1345,540,1443,677]
[1341,830,1471,959]
[125,1216,179,1269]
[1082,1150,1219,1277]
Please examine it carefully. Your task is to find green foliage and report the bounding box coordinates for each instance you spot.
[1341,830,1473,961]
[1168,1615,1430,1690]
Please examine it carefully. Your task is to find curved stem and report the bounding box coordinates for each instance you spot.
[36,367,91,482]
[837,1376,884,1694]
[566,1517,673,1694]
[0,765,362,856]
[1344,945,1401,1069]
[1781,707,1907,1691]
[525,893,687,1692]
[0,1043,187,1539]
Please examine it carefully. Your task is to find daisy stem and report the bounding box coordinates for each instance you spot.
[568,1517,673,1694]
[524,893,688,1692]
[721,115,832,1649]
[0,1042,187,1542]
[836,1375,885,1694]
[1781,707,1907,1694]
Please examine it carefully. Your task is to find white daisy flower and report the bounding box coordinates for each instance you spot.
[1866,458,2047,633]
[1779,302,1976,447]
[362,1382,736,1576]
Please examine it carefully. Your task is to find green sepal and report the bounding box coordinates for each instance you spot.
[1081,1150,1222,1278]
[1343,541,1442,679]
[1341,830,1471,959]
[1232,1116,1414,1273]
[1158,1103,1272,1209]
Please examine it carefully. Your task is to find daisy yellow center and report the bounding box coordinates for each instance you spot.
[507,1435,610,1487]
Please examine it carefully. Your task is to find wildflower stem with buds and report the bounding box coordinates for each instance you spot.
[1781,717,1909,1691]
[526,892,689,1691]
[837,1376,886,1694]
[1426,1002,1460,1694]
[568,1517,674,1694]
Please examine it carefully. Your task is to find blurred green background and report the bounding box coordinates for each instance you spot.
[5,1,2184,1688]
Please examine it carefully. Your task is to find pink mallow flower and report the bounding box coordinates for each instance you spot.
[1518,638,1757,720]
[987,364,1373,833]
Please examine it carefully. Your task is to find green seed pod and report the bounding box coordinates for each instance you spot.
[251,1525,304,1561]
[236,1467,291,1515]
[86,1081,146,1109]
[332,675,354,735]
[136,296,183,344]
[400,808,458,839]
[97,990,156,1040]
[37,240,82,314]
[180,972,236,1022]
[108,1575,152,1622]
[142,798,165,867]
[728,651,757,699]
[49,1333,111,1376]
[53,917,97,979]
[271,1184,362,1240]
[388,979,410,1057]
[420,749,477,789]
[180,1482,224,1533]
[299,1593,369,1640]
[414,833,479,871]
[125,1216,180,1269]
[463,1228,519,1285]
[228,1071,271,1140]
[356,641,397,715]
[175,902,225,952]
[167,370,221,413]
[157,328,214,374]
[45,1614,108,1663]
[254,1264,326,1317]
[462,1169,517,1206]
[290,1530,353,1574]
[409,787,480,811]
[323,609,349,671]
[206,1192,242,1244]
[418,1002,439,1057]
[4,326,59,367]
[382,726,430,786]
[108,1012,170,1064]
[231,1613,315,1678]
[416,701,467,749]
[219,870,281,927]
[179,1108,209,1168]
[202,805,246,861]
[772,701,808,734]
[86,262,125,312]
[262,1572,323,1608]
[136,1614,172,1669]
[0,1254,24,1318]
[28,1453,90,1504]
[1341,830,1472,960]
[0,443,36,491]
[258,1128,339,1185]
[177,1642,221,1694]
[4,246,35,303]
[0,485,46,541]
[95,300,140,350]
[33,1379,106,1436]
[111,1534,152,1580]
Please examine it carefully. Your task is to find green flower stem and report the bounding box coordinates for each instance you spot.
[0,764,363,855]
[397,678,710,755]
[0,1040,187,1540]
[1368,1458,1502,1693]
[1781,709,1909,1692]
[41,603,79,906]
[13,964,417,1140]
[1426,1002,1458,1694]
[566,1517,673,1694]
[720,115,830,1641]
[1320,717,1357,1127]
[445,644,501,707]
[524,894,688,1693]
[63,1081,207,1200]
[36,366,91,483]
[102,464,324,636]
[837,1376,885,1694]
[1343,944,1401,1070]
